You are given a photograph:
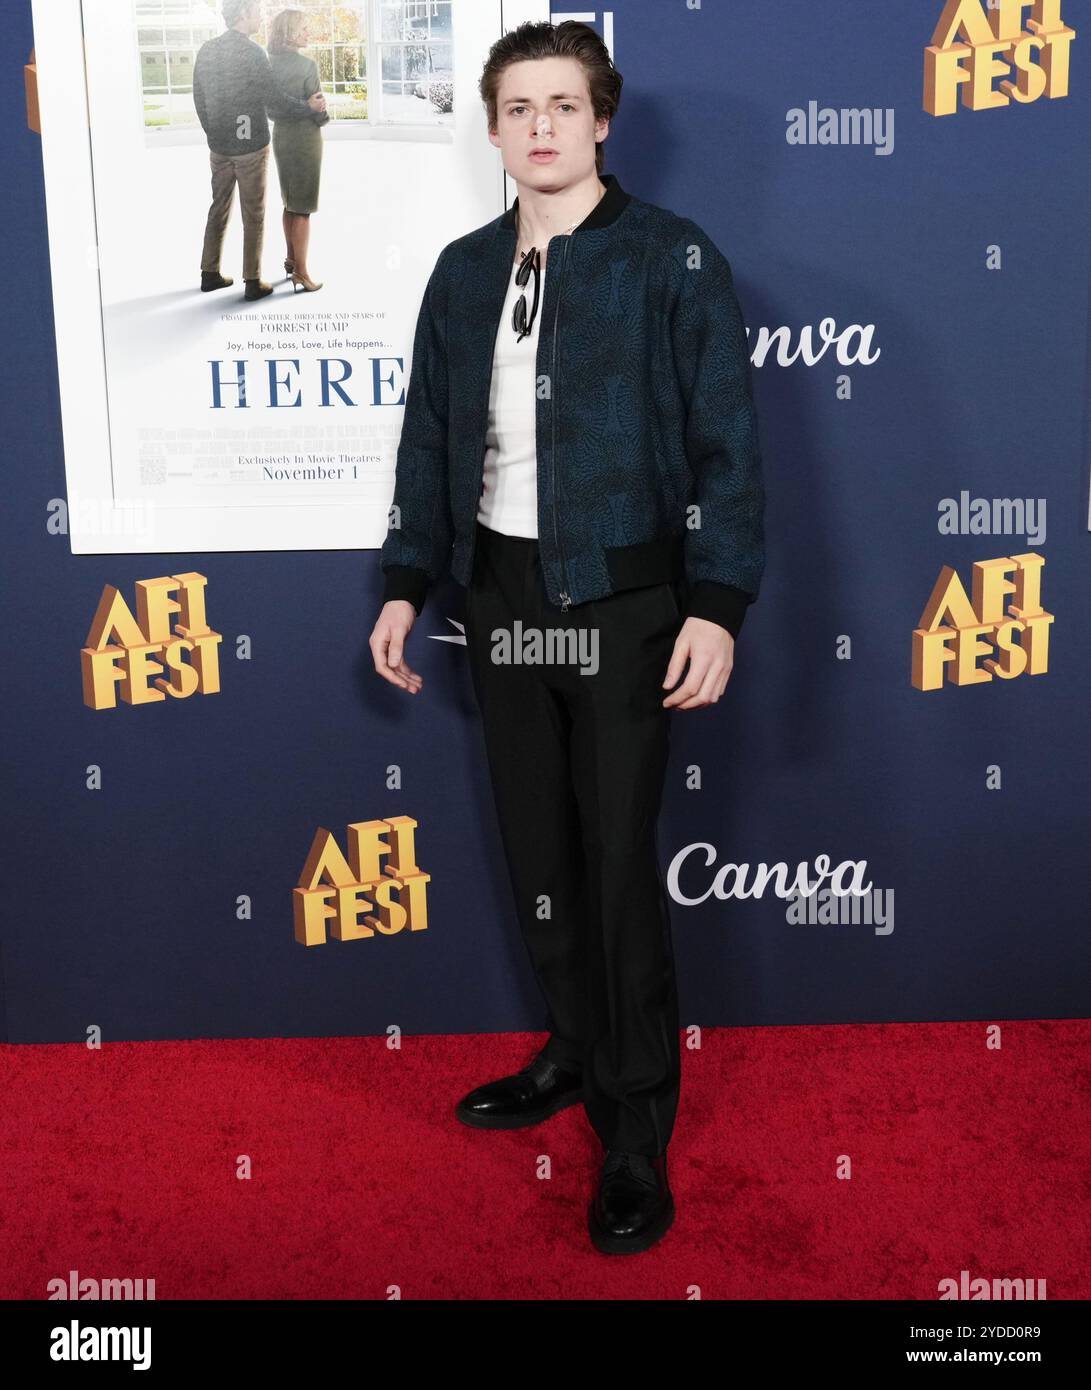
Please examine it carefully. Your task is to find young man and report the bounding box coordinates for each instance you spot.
[193,0,326,301]
[372,21,764,1255]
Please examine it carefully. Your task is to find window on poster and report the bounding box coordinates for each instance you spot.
[135,0,454,138]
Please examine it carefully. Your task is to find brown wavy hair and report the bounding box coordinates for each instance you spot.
[478,20,622,175]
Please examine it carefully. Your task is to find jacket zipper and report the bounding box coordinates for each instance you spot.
[467,270,509,595]
[551,236,572,611]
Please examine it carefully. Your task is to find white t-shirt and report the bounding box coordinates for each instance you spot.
[476,255,545,537]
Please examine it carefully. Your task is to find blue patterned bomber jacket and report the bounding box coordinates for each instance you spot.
[380,171,765,638]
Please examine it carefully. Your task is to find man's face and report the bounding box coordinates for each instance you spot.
[489,56,607,189]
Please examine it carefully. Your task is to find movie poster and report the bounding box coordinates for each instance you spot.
[33,0,545,553]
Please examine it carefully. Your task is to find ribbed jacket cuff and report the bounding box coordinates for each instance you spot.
[684,581,753,640]
[382,565,432,616]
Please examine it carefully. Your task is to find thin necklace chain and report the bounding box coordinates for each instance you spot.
[516,184,605,261]
[517,216,579,263]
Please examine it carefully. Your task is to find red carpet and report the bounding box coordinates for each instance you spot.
[3,1021,1089,1299]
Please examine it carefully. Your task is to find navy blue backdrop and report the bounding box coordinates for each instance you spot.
[3,0,1089,1044]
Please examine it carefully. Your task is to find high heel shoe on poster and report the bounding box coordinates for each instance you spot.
[291,272,323,293]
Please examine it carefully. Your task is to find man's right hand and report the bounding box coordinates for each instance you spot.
[307,92,327,113]
[371,600,423,694]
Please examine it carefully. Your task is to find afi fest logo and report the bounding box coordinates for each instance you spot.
[924,0,1076,115]
[294,816,431,945]
[911,553,1053,691]
[81,573,222,710]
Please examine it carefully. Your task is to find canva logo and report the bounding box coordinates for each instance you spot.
[924,0,1076,116]
[666,848,872,905]
[294,815,431,945]
[81,572,222,710]
[911,553,1053,691]
[747,319,880,369]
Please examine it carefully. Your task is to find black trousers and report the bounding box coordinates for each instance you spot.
[464,519,684,1157]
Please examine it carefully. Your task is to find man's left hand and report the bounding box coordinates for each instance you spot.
[662,618,734,709]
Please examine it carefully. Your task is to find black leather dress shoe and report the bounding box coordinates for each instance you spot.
[455,1052,583,1130]
[588,1148,675,1254]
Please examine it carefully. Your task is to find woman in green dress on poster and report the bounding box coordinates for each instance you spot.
[268,9,329,293]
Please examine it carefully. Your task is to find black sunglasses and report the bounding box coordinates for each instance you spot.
[512,247,541,341]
